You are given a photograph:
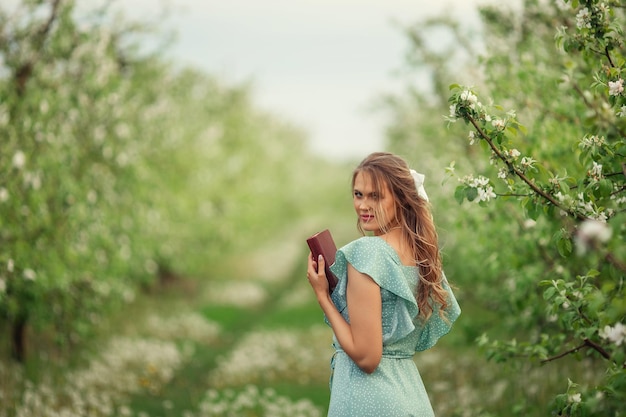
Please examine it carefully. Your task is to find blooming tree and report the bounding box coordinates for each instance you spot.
[0,0,317,363]
[447,0,625,414]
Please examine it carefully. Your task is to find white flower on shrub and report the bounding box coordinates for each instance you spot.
[23,269,36,281]
[24,171,42,190]
[574,219,612,255]
[460,89,478,105]
[477,186,496,202]
[491,118,505,130]
[0,278,6,294]
[579,219,611,240]
[503,148,521,160]
[468,131,477,145]
[579,135,605,149]
[208,326,332,387]
[12,151,26,169]
[520,156,536,169]
[576,7,592,29]
[618,105,626,117]
[599,322,626,346]
[588,162,603,181]
[0,187,8,202]
[448,104,457,119]
[608,79,624,96]
[568,393,582,403]
[145,313,221,344]
[11,336,188,416]
[554,191,573,207]
[460,175,496,203]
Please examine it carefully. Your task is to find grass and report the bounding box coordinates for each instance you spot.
[124,248,333,417]
[0,243,609,417]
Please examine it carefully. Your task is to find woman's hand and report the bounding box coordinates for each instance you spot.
[307,252,330,298]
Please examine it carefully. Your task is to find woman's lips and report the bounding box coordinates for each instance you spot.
[360,214,374,222]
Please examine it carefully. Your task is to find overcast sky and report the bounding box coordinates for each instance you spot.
[117,0,496,161]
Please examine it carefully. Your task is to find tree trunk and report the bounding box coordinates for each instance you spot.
[11,315,27,363]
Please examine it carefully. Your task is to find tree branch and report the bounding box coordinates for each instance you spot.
[15,0,64,95]
[467,115,586,221]
[541,341,586,363]
[541,338,611,364]
[584,338,611,360]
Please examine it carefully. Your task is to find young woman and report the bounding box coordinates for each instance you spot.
[306,152,461,417]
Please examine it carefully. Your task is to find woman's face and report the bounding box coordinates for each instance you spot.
[353,171,397,236]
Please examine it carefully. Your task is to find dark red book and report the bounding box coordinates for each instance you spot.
[306,229,338,291]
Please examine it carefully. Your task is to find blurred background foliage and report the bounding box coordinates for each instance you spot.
[0,0,349,360]
[1,0,624,416]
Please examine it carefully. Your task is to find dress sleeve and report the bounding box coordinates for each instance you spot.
[415,272,461,352]
[329,237,419,344]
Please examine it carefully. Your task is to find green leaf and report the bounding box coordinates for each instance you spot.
[543,286,556,300]
[597,179,613,197]
[454,186,466,204]
[466,187,478,202]
[526,200,542,220]
[556,235,573,257]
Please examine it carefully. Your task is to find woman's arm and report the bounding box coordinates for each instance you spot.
[307,254,383,373]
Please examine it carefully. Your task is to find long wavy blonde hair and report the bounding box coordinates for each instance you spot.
[353,152,449,321]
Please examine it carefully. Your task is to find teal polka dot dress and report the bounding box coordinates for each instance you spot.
[326,236,461,417]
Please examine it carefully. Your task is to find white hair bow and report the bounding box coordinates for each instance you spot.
[410,169,429,202]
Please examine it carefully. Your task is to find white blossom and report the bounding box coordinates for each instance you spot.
[491,118,506,130]
[497,168,507,179]
[468,131,477,145]
[460,90,478,104]
[568,393,582,403]
[597,2,610,19]
[588,162,603,181]
[608,79,624,96]
[554,191,573,207]
[477,186,496,202]
[0,188,8,202]
[574,219,612,254]
[24,172,42,190]
[448,104,457,119]
[579,219,611,241]
[0,278,6,294]
[579,135,605,149]
[506,148,521,160]
[599,322,626,346]
[555,0,569,11]
[618,105,626,117]
[460,175,496,203]
[12,151,26,169]
[520,156,536,168]
[23,269,36,281]
[576,7,592,29]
